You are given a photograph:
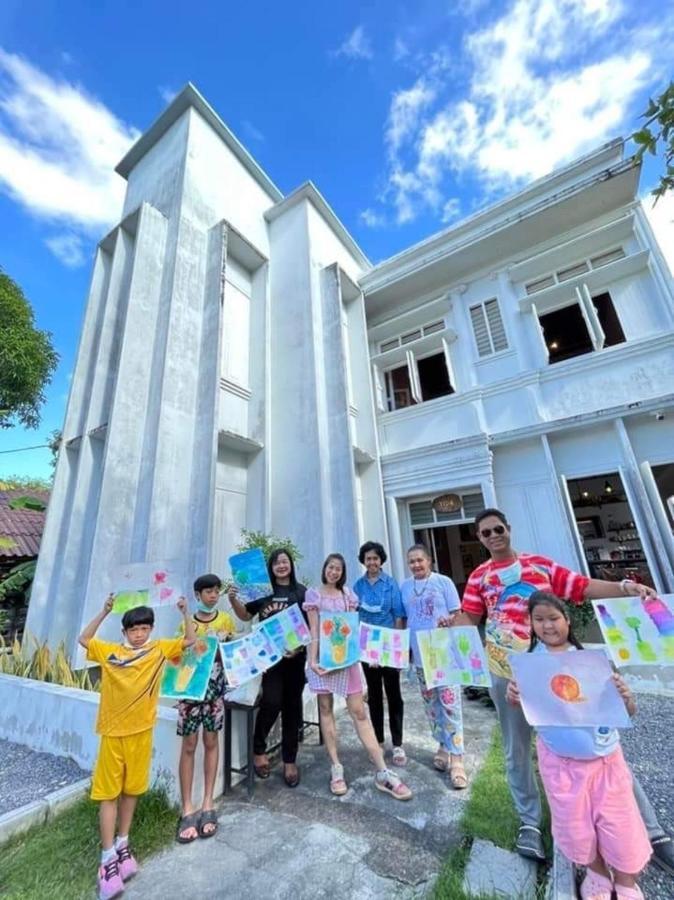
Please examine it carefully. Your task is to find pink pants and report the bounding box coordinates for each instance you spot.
[536,739,651,873]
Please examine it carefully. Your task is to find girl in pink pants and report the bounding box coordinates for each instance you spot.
[507,591,651,900]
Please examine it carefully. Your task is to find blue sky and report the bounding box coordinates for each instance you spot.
[1,0,672,479]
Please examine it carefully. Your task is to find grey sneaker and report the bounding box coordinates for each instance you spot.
[515,824,545,861]
[651,836,674,875]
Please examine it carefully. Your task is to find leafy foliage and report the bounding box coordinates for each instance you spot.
[0,475,52,491]
[0,630,97,691]
[0,559,36,603]
[633,81,674,204]
[8,495,47,511]
[0,268,59,429]
[236,528,304,566]
[569,597,600,638]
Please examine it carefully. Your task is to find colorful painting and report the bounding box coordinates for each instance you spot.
[509,649,632,728]
[417,626,492,689]
[228,548,273,603]
[220,628,282,688]
[160,636,218,702]
[112,560,184,613]
[359,623,410,669]
[319,612,360,670]
[592,595,674,667]
[257,604,312,654]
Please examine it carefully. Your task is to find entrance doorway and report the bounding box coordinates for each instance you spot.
[413,523,487,595]
[566,471,655,588]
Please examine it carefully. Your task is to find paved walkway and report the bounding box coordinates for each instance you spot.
[126,680,496,900]
[0,738,88,816]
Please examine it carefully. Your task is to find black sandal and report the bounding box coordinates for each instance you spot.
[283,765,300,788]
[176,812,200,844]
[198,809,218,839]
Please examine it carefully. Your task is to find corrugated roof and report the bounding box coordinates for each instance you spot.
[0,490,49,559]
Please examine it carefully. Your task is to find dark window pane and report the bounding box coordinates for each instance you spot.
[539,304,593,363]
[417,353,453,401]
[593,292,626,347]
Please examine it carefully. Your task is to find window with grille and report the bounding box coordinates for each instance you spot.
[524,247,625,295]
[469,299,508,357]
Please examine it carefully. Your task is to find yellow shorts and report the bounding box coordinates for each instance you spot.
[90,730,153,801]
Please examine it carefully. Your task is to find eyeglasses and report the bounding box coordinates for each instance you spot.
[479,525,506,538]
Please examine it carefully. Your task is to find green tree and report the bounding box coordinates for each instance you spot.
[633,80,674,203]
[0,268,58,429]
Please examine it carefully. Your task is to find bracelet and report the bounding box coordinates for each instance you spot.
[620,579,631,595]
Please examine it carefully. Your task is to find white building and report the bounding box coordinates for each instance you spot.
[27,84,674,656]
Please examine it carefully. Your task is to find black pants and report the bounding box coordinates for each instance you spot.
[253,652,306,763]
[362,662,404,747]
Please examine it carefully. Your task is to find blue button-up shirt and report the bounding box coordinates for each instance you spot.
[353,571,404,627]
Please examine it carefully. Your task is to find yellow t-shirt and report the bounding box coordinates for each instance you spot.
[87,637,184,736]
[177,610,235,640]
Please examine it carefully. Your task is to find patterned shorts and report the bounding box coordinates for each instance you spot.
[176,661,225,736]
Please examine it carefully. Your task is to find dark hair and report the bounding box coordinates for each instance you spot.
[193,573,222,594]
[474,508,509,530]
[406,543,431,559]
[122,606,155,630]
[527,591,583,652]
[358,541,387,565]
[268,548,298,592]
[321,553,347,590]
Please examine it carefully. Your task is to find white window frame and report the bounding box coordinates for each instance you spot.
[534,282,614,363]
[380,345,455,412]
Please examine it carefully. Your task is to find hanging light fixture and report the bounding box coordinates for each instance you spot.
[604,480,613,494]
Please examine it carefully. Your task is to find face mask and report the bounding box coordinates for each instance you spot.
[499,559,522,587]
[196,599,218,614]
[122,635,151,650]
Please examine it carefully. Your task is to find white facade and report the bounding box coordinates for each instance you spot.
[27,85,674,656]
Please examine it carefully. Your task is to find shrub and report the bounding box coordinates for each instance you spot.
[0,631,97,691]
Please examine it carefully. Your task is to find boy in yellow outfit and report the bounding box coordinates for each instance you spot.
[79,594,195,900]
[176,573,235,843]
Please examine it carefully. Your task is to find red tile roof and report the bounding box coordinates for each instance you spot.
[0,490,49,559]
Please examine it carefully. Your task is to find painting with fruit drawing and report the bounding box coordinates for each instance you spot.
[319,612,360,670]
[509,648,631,728]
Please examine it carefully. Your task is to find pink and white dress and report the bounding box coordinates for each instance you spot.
[304,586,362,697]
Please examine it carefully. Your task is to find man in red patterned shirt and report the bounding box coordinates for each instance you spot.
[457,508,669,866]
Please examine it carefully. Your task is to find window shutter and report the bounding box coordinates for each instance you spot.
[442,336,456,390]
[577,285,605,351]
[484,299,508,351]
[470,304,492,357]
[406,349,422,403]
[372,364,385,412]
[531,302,550,362]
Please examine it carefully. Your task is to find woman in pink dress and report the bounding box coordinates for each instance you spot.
[305,553,412,801]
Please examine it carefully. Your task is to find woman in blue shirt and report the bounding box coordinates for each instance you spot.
[353,541,407,766]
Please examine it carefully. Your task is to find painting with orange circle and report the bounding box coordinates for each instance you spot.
[508,649,631,728]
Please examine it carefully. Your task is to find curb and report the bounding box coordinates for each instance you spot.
[0,777,91,845]
[546,844,576,900]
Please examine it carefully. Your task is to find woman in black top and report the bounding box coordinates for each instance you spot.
[228,548,307,786]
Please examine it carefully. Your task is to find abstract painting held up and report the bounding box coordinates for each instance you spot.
[417,626,491,689]
[592,594,674,667]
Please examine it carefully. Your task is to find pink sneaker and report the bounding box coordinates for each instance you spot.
[116,844,138,881]
[97,858,124,899]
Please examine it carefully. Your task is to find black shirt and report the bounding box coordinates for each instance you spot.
[246,583,308,621]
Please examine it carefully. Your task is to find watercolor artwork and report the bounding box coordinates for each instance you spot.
[509,649,631,728]
[417,626,492,689]
[112,560,184,613]
[319,612,360,670]
[257,604,312,655]
[359,623,410,669]
[228,548,273,604]
[220,628,282,688]
[160,636,218,702]
[592,594,674,667]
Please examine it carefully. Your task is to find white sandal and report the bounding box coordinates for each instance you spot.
[392,746,407,766]
[330,763,347,796]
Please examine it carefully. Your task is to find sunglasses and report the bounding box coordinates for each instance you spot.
[479,525,507,538]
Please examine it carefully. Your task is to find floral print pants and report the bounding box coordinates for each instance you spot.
[416,667,464,756]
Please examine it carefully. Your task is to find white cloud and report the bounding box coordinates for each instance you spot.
[45,233,87,268]
[441,198,461,223]
[0,47,138,265]
[359,208,387,228]
[241,119,265,142]
[334,25,373,61]
[393,37,410,62]
[380,0,669,223]
[158,84,177,105]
